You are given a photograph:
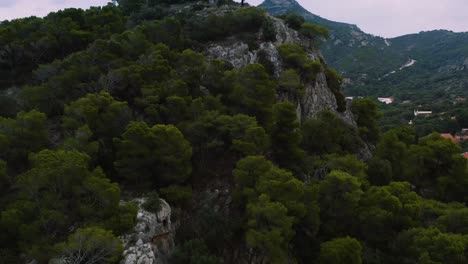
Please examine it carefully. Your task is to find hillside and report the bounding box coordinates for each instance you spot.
[0,1,467,264]
[259,0,468,102]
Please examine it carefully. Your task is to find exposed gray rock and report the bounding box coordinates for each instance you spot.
[120,198,174,264]
[204,12,372,158]
[207,42,256,70]
[205,15,353,124]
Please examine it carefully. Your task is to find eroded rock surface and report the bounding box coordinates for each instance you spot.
[120,199,174,264]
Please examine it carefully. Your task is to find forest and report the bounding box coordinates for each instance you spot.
[0,1,467,264]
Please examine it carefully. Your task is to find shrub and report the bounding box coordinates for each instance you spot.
[300,22,329,40]
[188,7,266,42]
[284,13,305,30]
[261,17,277,42]
[160,185,193,208]
[277,43,323,81]
[143,191,161,213]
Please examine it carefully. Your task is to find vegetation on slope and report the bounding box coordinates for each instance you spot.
[0,1,466,264]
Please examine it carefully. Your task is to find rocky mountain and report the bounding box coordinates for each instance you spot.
[259,0,468,102]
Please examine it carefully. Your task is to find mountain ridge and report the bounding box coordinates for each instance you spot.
[259,0,468,102]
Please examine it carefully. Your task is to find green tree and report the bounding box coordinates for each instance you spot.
[405,133,468,202]
[302,110,363,155]
[300,23,329,41]
[351,98,382,144]
[396,227,468,264]
[278,69,304,96]
[375,130,408,181]
[114,121,192,187]
[62,91,131,141]
[0,110,48,166]
[367,157,393,186]
[319,237,362,264]
[62,91,132,164]
[357,186,405,245]
[277,43,323,81]
[0,149,132,262]
[319,170,363,237]
[246,194,295,264]
[53,227,123,264]
[226,64,276,126]
[284,13,305,30]
[171,239,220,264]
[270,101,305,173]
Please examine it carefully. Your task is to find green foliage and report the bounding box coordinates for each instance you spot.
[246,194,295,263]
[300,22,329,41]
[0,149,131,261]
[324,154,369,186]
[375,129,409,181]
[53,227,123,264]
[160,185,192,208]
[396,227,468,264]
[277,69,304,96]
[367,157,393,186]
[270,101,305,173]
[62,91,131,162]
[404,133,468,202]
[225,64,276,126]
[277,43,323,81]
[319,237,362,264]
[232,155,320,262]
[352,97,382,143]
[171,239,220,264]
[283,13,305,30]
[143,191,161,213]
[0,5,125,89]
[114,122,192,187]
[319,170,363,237]
[302,110,363,155]
[3,2,468,263]
[261,17,277,42]
[0,110,48,166]
[188,7,267,42]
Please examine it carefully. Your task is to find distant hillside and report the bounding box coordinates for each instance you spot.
[259,0,468,103]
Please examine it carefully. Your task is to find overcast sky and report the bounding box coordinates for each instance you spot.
[1,0,467,38]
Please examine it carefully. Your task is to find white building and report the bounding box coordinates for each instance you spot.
[378,97,394,104]
[414,110,433,117]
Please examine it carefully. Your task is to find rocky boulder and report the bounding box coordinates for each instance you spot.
[120,198,174,264]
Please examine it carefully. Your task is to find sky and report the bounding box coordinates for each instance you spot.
[1,0,467,38]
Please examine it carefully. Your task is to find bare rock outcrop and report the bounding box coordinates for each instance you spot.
[120,199,174,264]
[205,15,354,127]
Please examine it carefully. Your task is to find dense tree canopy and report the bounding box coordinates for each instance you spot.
[0,2,466,264]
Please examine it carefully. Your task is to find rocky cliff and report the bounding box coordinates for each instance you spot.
[259,0,468,101]
[120,199,175,264]
[204,12,356,126]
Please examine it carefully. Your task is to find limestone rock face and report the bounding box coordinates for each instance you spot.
[205,16,353,127]
[120,199,174,264]
[207,42,256,70]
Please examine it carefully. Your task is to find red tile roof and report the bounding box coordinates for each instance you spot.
[441,133,460,143]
